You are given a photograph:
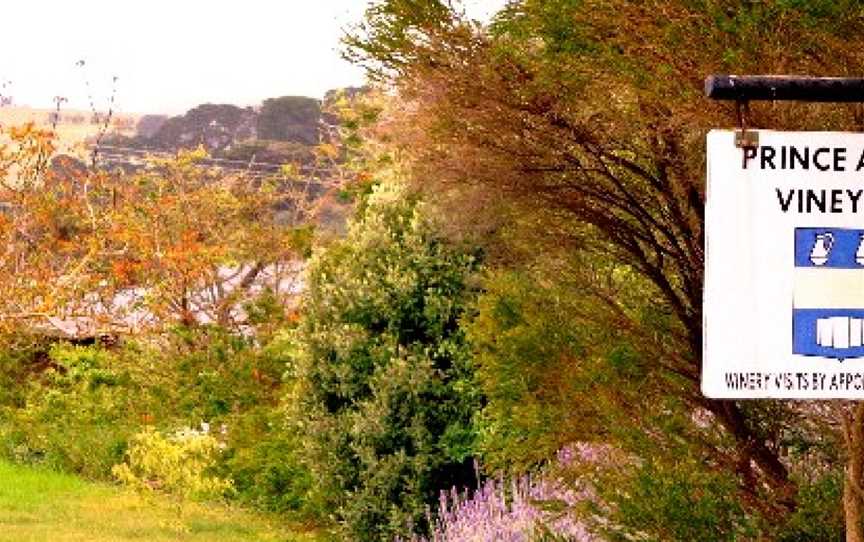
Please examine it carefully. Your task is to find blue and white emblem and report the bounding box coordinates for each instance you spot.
[793,227,864,359]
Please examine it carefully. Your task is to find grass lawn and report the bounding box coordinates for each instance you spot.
[0,460,326,542]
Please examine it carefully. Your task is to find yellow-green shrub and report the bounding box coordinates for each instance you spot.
[112,425,233,501]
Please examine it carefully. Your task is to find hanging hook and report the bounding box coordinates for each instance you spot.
[854,103,864,132]
[735,100,758,168]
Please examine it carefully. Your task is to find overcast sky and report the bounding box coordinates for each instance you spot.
[0,1,505,115]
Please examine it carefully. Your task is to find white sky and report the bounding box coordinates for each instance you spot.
[0,0,505,115]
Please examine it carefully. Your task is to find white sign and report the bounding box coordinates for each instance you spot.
[704,129,864,398]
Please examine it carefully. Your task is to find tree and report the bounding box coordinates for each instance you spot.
[0,125,312,339]
[344,0,864,535]
[151,104,256,152]
[467,263,767,540]
[135,114,168,139]
[290,181,480,540]
[256,96,321,145]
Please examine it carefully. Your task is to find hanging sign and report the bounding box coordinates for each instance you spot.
[704,129,864,398]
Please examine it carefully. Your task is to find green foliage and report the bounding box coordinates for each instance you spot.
[113,426,233,501]
[291,181,481,540]
[0,321,316,523]
[222,419,310,514]
[464,257,845,538]
[777,471,844,542]
[0,344,136,478]
[467,262,677,472]
[0,343,39,409]
[220,366,313,516]
[345,0,456,77]
[256,96,322,145]
[342,0,864,533]
[50,344,120,388]
[161,329,269,420]
[593,459,755,542]
[468,269,594,471]
[466,263,784,538]
[468,262,844,538]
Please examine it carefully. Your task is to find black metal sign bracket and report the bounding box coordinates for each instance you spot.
[706,75,864,152]
[706,75,864,103]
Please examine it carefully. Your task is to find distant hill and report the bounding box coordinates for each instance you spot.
[132,96,327,153]
[1,88,369,170]
[99,90,368,165]
[100,96,324,157]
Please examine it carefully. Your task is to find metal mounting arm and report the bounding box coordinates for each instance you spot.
[706,75,864,103]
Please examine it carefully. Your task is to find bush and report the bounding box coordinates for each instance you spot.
[220,401,312,515]
[466,267,767,540]
[0,344,136,477]
[415,472,592,542]
[291,181,481,540]
[0,328,316,521]
[112,425,233,501]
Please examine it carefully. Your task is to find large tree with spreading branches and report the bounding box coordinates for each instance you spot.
[345,0,864,536]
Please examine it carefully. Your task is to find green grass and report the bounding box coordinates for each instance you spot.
[0,460,326,542]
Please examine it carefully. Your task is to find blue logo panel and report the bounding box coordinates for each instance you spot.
[795,227,864,268]
[793,227,864,360]
[793,309,864,359]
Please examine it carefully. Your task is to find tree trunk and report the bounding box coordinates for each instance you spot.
[844,403,864,542]
[706,399,797,513]
[845,476,863,542]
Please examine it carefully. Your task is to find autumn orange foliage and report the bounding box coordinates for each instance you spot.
[0,126,312,339]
